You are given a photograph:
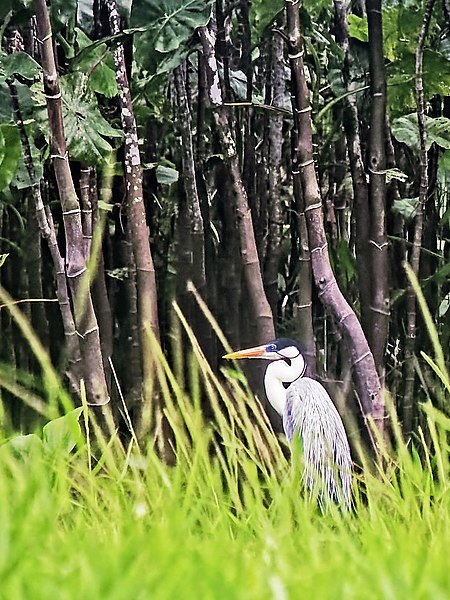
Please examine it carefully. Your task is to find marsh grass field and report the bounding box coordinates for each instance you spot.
[1,301,450,600]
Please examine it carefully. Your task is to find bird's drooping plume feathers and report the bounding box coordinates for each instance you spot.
[223,338,352,509]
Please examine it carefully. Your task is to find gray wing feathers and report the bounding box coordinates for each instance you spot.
[283,378,352,509]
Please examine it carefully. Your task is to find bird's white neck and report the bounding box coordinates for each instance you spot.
[264,371,286,415]
[263,354,306,416]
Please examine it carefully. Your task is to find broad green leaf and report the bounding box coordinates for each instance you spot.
[391,114,420,149]
[156,164,179,185]
[50,0,77,34]
[72,29,118,98]
[392,114,450,152]
[383,7,422,62]
[43,407,83,454]
[0,52,42,80]
[155,43,197,77]
[347,8,448,116]
[391,197,419,221]
[0,0,34,23]
[11,135,44,190]
[427,117,450,150]
[57,73,123,165]
[227,69,248,101]
[131,0,214,59]
[89,63,119,98]
[0,78,35,123]
[0,0,12,20]
[348,14,368,43]
[131,0,213,54]
[438,150,450,188]
[428,262,450,285]
[0,125,21,191]
[0,433,44,460]
[388,51,450,117]
[327,68,346,98]
[349,7,421,61]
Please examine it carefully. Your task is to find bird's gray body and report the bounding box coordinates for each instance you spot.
[283,377,352,509]
[223,338,352,510]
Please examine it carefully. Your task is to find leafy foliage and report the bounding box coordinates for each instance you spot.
[0,125,21,191]
[132,0,214,53]
[131,0,213,73]
[250,0,283,37]
[0,51,41,81]
[348,6,450,116]
[155,164,179,185]
[392,197,419,221]
[1,407,83,459]
[348,14,368,43]
[391,114,450,151]
[1,342,450,597]
[388,51,450,116]
[33,72,123,165]
[71,29,118,98]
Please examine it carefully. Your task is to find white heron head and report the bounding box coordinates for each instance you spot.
[223,337,306,384]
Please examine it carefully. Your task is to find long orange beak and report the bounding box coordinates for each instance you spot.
[222,345,267,360]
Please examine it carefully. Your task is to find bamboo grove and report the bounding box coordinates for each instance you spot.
[0,0,449,444]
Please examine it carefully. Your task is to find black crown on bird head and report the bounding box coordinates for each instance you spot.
[267,338,305,355]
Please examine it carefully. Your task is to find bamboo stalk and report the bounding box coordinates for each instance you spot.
[34,0,109,405]
[333,0,372,347]
[7,77,82,391]
[403,0,437,435]
[285,0,385,445]
[264,27,285,322]
[366,0,390,382]
[105,0,160,416]
[198,21,275,345]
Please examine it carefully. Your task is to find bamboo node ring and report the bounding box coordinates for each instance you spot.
[353,351,371,366]
[369,305,390,316]
[45,92,62,100]
[369,239,388,250]
[304,201,322,213]
[83,326,99,336]
[297,302,312,309]
[295,106,312,114]
[299,159,314,168]
[288,50,304,59]
[36,33,52,44]
[311,242,327,253]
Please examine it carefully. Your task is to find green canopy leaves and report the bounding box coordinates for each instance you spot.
[391,114,450,152]
[0,124,21,191]
[131,0,214,73]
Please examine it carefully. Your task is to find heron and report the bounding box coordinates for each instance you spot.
[223,337,352,509]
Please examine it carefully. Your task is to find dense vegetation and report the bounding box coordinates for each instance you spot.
[1,0,450,595]
[1,339,450,598]
[0,0,449,439]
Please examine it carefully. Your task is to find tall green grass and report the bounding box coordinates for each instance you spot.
[1,291,450,598]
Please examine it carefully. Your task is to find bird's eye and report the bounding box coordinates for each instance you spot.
[267,344,277,352]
